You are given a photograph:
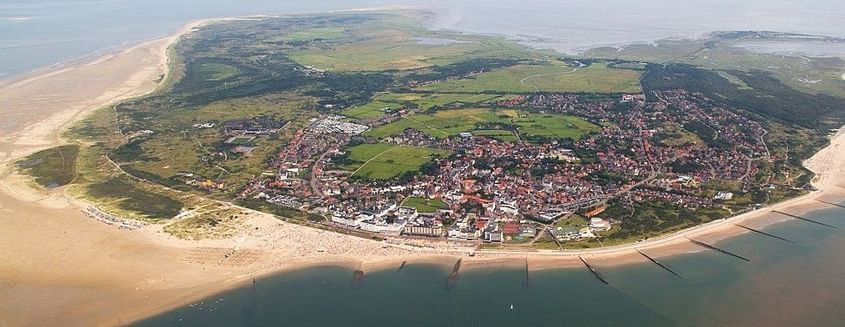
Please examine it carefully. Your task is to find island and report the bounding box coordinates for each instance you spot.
[15,11,845,251]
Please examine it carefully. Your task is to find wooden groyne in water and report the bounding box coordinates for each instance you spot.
[445,258,462,290]
[579,256,609,285]
[686,238,750,262]
[524,257,531,288]
[772,210,839,229]
[352,269,365,284]
[352,262,365,286]
[635,249,682,279]
[815,198,845,209]
[734,224,794,243]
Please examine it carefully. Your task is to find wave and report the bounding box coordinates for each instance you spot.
[1,16,34,22]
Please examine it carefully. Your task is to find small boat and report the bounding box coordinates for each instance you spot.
[509,304,514,310]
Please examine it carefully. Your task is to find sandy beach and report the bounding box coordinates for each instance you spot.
[2,17,845,327]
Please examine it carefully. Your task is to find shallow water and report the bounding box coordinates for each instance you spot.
[4,0,845,78]
[735,41,845,58]
[136,205,845,326]
[412,37,469,46]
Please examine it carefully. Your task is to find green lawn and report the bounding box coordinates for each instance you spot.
[341,144,448,180]
[364,108,516,138]
[515,114,602,140]
[343,143,397,163]
[402,197,448,213]
[655,122,703,147]
[472,129,519,142]
[277,27,348,42]
[288,37,477,71]
[555,214,587,228]
[286,22,540,72]
[16,144,79,188]
[365,108,599,141]
[417,62,642,93]
[342,93,506,119]
[194,63,240,81]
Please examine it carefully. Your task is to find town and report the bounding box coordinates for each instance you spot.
[227,88,778,247]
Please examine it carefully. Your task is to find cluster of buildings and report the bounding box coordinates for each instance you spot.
[308,115,369,135]
[238,116,369,206]
[550,217,611,242]
[513,90,771,205]
[329,205,440,236]
[448,213,539,243]
[234,89,773,245]
[223,116,287,136]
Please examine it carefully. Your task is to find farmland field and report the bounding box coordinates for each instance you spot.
[342,93,507,119]
[340,144,448,180]
[416,62,642,93]
[286,17,541,72]
[364,108,515,138]
[289,38,471,71]
[365,108,599,141]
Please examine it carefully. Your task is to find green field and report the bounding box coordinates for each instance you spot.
[16,144,79,188]
[472,129,519,142]
[340,144,448,180]
[584,35,845,99]
[286,18,541,72]
[364,108,599,141]
[86,177,184,219]
[416,62,642,93]
[654,123,703,147]
[194,63,240,81]
[515,114,602,141]
[289,40,464,71]
[277,27,348,42]
[342,93,507,119]
[109,93,316,190]
[365,108,517,138]
[402,197,448,213]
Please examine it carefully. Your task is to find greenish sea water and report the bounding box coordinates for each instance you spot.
[136,205,845,327]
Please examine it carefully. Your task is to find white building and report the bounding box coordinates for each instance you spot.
[589,218,611,232]
[714,192,734,200]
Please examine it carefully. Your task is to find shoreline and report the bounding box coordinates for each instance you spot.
[1,14,845,326]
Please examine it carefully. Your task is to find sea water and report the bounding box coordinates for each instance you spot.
[135,205,845,326]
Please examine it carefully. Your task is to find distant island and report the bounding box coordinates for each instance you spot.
[17,10,845,252]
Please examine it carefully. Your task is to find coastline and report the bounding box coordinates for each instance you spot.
[1,14,845,327]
